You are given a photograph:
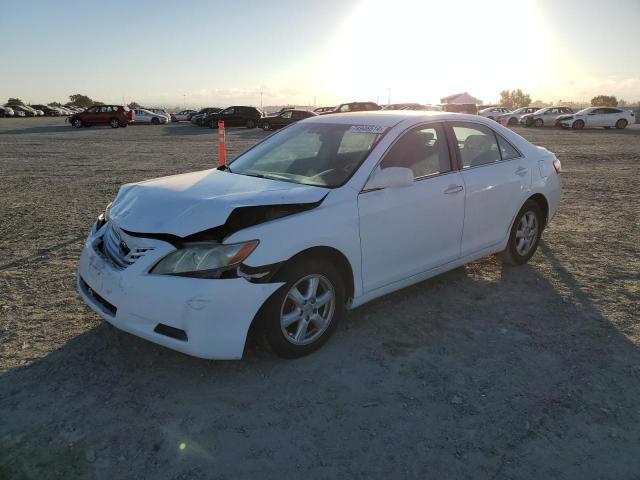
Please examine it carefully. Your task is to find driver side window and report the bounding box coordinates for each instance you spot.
[380,124,451,179]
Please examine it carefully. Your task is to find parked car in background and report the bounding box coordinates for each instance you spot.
[257,109,317,130]
[558,107,634,130]
[521,107,574,127]
[77,111,561,360]
[205,106,264,128]
[478,107,511,120]
[70,105,135,128]
[30,104,61,116]
[170,109,196,122]
[133,108,168,125]
[328,102,381,114]
[7,105,36,117]
[191,107,223,125]
[495,107,538,126]
[314,106,335,114]
[145,108,170,122]
[441,103,478,115]
[0,106,15,117]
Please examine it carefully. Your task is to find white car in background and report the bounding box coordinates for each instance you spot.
[496,107,539,126]
[170,110,197,122]
[520,106,574,127]
[77,111,561,360]
[478,107,511,120]
[133,109,168,125]
[147,108,171,122]
[557,107,635,130]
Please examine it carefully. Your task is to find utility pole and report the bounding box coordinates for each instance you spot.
[183,94,186,109]
[259,86,264,110]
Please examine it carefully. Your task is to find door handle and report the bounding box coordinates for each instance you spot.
[515,166,528,176]
[444,185,464,194]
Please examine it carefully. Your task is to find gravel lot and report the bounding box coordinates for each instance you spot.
[1,117,639,479]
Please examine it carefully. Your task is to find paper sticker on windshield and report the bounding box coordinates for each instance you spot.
[349,125,387,134]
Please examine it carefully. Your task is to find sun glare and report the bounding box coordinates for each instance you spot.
[319,0,548,104]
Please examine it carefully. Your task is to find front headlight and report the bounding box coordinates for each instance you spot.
[96,202,112,229]
[150,240,259,278]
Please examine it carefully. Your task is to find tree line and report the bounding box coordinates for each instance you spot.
[4,94,104,109]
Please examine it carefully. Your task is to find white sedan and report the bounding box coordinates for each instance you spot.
[478,107,511,120]
[77,112,562,360]
[496,107,539,126]
[170,110,196,122]
[133,109,168,125]
[558,107,635,130]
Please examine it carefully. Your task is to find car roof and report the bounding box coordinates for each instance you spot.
[303,110,497,128]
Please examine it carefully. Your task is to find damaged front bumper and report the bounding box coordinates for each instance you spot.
[76,224,283,360]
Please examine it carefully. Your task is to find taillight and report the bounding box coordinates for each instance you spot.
[553,158,562,174]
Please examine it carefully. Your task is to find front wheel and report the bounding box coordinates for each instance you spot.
[534,118,544,127]
[615,119,628,129]
[262,121,271,131]
[72,118,83,128]
[572,120,584,130]
[508,117,518,126]
[109,118,120,128]
[151,117,160,125]
[171,115,177,122]
[500,200,543,265]
[260,259,345,358]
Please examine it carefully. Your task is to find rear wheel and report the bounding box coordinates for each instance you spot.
[262,121,271,131]
[534,118,544,127]
[615,119,628,129]
[109,118,120,128]
[72,118,83,128]
[151,117,160,125]
[500,200,543,265]
[260,258,344,358]
[246,119,256,129]
[572,119,584,130]
[171,115,177,122]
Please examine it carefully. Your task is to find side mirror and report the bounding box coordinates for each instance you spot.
[364,167,414,190]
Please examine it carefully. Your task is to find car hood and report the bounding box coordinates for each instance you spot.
[109,168,328,238]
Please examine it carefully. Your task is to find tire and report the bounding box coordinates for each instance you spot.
[151,117,160,125]
[534,118,544,127]
[615,119,628,129]
[72,118,83,128]
[500,200,543,265]
[259,258,345,358]
[508,117,518,126]
[262,121,271,131]
[572,120,584,130]
[246,119,256,129]
[171,115,177,123]
[109,118,120,128]
[524,117,533,127]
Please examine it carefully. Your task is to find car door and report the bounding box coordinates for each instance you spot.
[84,106,100,124]
[358,122,465,292]
[450,121,532,256]
[220,107,238,126]
[279,110,293,126]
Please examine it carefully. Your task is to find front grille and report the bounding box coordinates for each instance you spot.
[100,222,153,269]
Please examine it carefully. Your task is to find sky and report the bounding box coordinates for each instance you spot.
[1,0,639,108]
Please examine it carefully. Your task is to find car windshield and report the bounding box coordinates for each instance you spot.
[229,123,386,188]
[534,108,548,114]
[575,108,591,115]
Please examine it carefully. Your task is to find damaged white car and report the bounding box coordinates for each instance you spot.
[77,111,562,359]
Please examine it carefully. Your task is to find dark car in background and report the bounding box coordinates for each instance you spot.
[325,102,381,114]
[205,106,264,128]
[257,109,317,131]
[70,105,135,128]
[190,107,222,125]
[30,104,62,116]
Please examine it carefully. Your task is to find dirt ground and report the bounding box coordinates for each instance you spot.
[1,117,639,479]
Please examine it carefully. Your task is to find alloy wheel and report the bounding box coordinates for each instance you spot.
[515,211,538,256]
[280,274,336,346]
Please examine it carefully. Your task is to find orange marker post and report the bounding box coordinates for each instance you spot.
[217,120,226,165]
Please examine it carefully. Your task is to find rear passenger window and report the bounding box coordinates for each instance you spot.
[380,124,451,178]
[496,135,520,160]
[452,123,501,168]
